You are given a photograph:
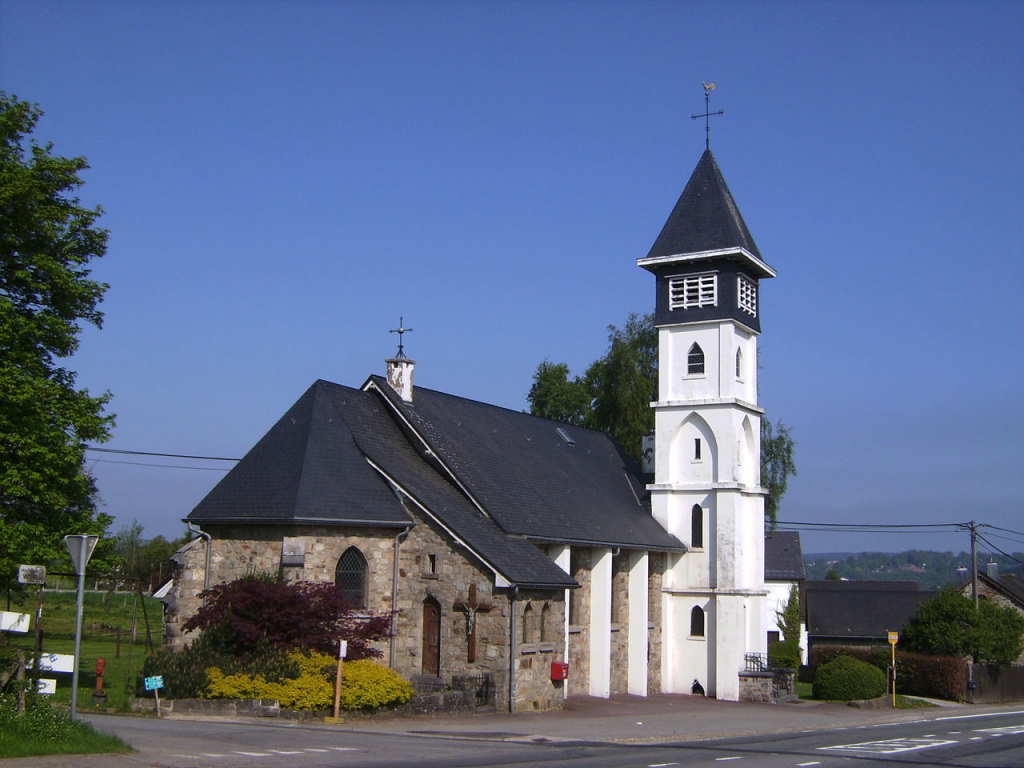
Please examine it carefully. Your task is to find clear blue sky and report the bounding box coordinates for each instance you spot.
[3,1,1021,557]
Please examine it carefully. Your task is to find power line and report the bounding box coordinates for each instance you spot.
[84,445,240,462]
[91,458,231,472]
[775,520,963,531]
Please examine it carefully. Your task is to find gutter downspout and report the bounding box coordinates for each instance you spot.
[508,586,519,713]
[187,522,212,606]
[390,526,412,669]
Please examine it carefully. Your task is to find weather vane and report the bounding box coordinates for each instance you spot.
[691,81,723,151]
[389,316,413,358]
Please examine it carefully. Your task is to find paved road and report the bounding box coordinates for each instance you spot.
[9,697,1024,768]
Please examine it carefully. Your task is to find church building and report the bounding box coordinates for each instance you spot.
[164,146,776,710]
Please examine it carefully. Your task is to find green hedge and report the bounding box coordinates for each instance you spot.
[813,655,887,701]
[810,644,965,701]
[768,639,801,670]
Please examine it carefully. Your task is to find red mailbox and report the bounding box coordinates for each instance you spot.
[550,661,569,681]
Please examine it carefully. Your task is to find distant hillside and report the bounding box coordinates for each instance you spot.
[803,550,1024,591]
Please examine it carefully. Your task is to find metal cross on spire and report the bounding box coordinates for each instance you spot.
[389,317,413,358]
[691,81,723,151]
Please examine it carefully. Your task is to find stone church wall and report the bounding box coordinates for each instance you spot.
[648,552,666,694]
[610,553,630,694]
[567,547,592,696]
[164,505,570,711]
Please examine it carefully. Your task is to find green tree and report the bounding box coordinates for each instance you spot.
[0,93,114,592]
[585,313,658,464]
[526,360,590,426]
[761,418,797,528]
[902,588,1024,668]
[777,583,802,643]
[526,312,796,521]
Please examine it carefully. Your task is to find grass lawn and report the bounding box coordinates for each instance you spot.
[0,705,132,758]
[795,681,937,708]
[3,586,164,713]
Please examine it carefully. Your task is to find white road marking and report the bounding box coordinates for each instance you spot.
[937,709,1024,722]
[234,751,271,757]
[330,746,358,751]
[714,758,743,762]
[648,763,679,767]
[797,763,821,767]
[269,750,306,755]
[819,737,957,755]
[977,724,1024,735]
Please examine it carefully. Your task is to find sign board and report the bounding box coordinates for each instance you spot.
[338,640,348,659]
[64,535,99,576]
[18,565,46,585]
[36,679,57,695]
[144,676,164,691]
[888,631,899,646]
[31,653,76,673]
[0,611,30,633]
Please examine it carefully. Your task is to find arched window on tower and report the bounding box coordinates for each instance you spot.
[691,504,704,549]
[687,343,705,375]
[735,348,743,379]
[540,603,551,643]
[690,605,705,637]
[335,547,368,609]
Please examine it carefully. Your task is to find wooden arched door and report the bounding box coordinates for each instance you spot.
[422,597,441,677]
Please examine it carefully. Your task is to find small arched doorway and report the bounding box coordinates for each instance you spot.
[422,597,441,677]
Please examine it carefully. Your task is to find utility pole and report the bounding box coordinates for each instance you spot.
[969,520,978,609]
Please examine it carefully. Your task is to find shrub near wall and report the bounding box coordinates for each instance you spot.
[809,644,965,701]
[813,656,887,702]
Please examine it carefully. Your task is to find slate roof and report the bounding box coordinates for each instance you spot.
[764,531,805,581]
[367,375,685,552]
[188,376,684,588]
[645,149,764,264]
[189,383,411,527]
[804,580,934,641]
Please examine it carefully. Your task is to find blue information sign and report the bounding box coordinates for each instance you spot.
[144,675,164,691]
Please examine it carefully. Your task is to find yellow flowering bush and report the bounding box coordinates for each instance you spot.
[202,652,414,712]
[338,659,414,711]
[204,651,335,710]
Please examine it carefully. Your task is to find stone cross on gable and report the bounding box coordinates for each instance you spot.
[454,583,493,663]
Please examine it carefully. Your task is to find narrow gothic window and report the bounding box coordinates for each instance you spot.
[735,348,743,379]
[687,343,705,375]
[691,505,703,549]
[690,606,705,637]
[522,603,535,644]
[335,547,368,608]
[540,603,551,642]
[694,438,702,461]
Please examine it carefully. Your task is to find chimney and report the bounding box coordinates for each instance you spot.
[987,562,999,579]
[386,355,415,403]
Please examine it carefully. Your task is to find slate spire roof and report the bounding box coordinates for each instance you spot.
[646,148,762,262]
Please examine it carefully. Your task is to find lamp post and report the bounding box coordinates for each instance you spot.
[64,535,98,721]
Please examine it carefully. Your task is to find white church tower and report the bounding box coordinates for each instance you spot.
[638,148,776,701]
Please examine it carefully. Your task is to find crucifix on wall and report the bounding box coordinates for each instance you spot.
[454,583,493,663]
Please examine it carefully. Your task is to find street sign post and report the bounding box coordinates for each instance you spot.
[64,534,99,721]
[888,631,899,707]
[145,675,164,716]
